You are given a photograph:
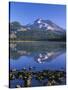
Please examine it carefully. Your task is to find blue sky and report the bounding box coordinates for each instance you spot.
[9,2,66,29]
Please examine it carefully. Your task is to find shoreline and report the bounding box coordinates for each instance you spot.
[10,40,66,43]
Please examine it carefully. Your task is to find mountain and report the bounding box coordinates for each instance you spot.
[26,18,65,33]
[9,19,66,41]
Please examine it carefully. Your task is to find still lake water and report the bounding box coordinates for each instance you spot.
[10,41,66,87]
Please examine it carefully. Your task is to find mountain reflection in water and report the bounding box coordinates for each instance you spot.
[10,41,66,70]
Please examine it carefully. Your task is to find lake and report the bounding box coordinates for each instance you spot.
[9,41,66,88]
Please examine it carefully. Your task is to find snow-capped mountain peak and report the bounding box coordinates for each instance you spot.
[32,19,65,32]
[25,18,65,33]
[37,18,42,24]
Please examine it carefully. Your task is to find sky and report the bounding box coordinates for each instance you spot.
[9,2,66,29]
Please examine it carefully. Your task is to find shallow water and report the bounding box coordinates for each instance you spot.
[9,41,66,88]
